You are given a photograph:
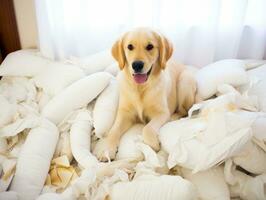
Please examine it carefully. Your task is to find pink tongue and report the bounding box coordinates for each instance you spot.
[133,74,148,84]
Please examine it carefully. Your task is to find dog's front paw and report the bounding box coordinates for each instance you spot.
[143,125,160,152]
[93,138,118,162]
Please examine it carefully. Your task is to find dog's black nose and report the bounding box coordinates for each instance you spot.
[132,61,144,72]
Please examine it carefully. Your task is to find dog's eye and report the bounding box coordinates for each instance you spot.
[146,44,154,51]
[127,44,134,51]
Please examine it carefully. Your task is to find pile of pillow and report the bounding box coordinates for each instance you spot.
[0,50,265,200]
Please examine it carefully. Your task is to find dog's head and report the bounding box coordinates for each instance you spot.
[112,28,173,84]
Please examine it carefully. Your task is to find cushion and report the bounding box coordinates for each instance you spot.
[0,50,49,77]
[247,64,266,112]
[93,79,119,138]
[233,141,266,174]
[159,93,255,172]
[104,63,120,76]
[70,50,115,75]
[243,59,266,70]
[70,110,98,169]
[110,175,197,200]
[224,160,266,200]
[10,119,59,200]
[181,166,230,200]
[116,124,144,160]
[41,72,112,124]
[33,62,85,97]
[252,113,266,140]
[196,59,248,100]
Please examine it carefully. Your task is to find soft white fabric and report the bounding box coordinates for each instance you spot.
[93,80,119,138]
[116,124,144,161]
[36,193,64,200]
[243,60,266,70]
[224,160,266,200]
[0,116,41,138]
[181,166,230,200]
[246,64,266,112]
[0,77,37,104]
[33,62,85,97]
[42,72,112,124]
[0,158,16,192]
[0,77,39,127]
[55,132,72,161]
[52,138,65,160]
[110,174,198,200]
[0,138,7,153]
[37,91,51,110]
[10,119,59,200]
[104,63,120,76]
[135,143,164,171]
[70,110,98,169]
[160,93,256,172]
[1,54,266,200]
[0,175,14,193]
[252,113,266,140]
[239,174,266,200]
[35,0,266,67]
[233,141,266,174]
[196,59,248,99]
[0,50,49,77]
[58,167,133,200]
[0,95,16,128]
[69,50,115,75]
[216,84,258,112]
[0,191,18,200]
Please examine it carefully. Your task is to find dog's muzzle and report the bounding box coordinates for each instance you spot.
[133,66,152,84]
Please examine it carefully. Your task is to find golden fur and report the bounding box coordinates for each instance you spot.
[93,28,197,161]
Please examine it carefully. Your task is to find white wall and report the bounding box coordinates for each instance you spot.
[13,0,38,49]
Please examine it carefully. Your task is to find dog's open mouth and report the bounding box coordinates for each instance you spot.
[133,67,152,84]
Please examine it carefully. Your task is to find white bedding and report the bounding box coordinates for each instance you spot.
[0,50,266,200]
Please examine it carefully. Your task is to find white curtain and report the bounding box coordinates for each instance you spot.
[35,0,266,67]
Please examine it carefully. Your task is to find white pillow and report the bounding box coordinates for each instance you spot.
[70,50,115,75]
[93,79,119,138]
[247,64,266,112]
[33,62,85,97]
[233,141,266,174]
[196,59,248,100]
[239,174,266,200]
[181,166,230,200]
[104,63,120,76]
[159,94,255,172]
[0,50,50,77]
[70,110,98,169]
[243,59,266,70]
[42,72,112,124]
[110,175,198,200]
[10,119,59,200]
[116,124,144,160]
[224,160,266,200]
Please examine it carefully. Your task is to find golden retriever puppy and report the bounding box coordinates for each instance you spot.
[93,27,197,161]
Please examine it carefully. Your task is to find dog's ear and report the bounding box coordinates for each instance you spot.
[112,37,126,70]
[158,34,173,69]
